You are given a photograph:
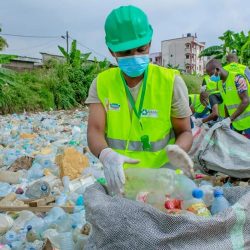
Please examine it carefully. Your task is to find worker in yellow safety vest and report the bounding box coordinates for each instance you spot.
[206,59,250,139]
[224,53,250,84]
[194,74,225,127]
[189,93,211,118]
[85,5,194,195]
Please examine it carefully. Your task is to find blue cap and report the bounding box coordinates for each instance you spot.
[192,188,204,199]
[214,189,223,197]
[76,195,84,206]
[27,225,32,231]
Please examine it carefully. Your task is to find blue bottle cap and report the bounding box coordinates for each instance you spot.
[40,183,48,191]
[214,189,223,197]
[192,188,204,199]
[27,225,32,231]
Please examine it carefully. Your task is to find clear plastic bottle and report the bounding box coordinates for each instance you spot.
[124,168,177,200]
[182,189,211,217]
[144,191,167,211]
[44,207,66,225]
[57,232,75,250]
[173,169,197,200]
[0,182,12,197]
[199,180,214,207]
[211,189,230,215]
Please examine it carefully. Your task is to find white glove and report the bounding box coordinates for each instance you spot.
[200,85,207,92]
[221,117,231,128]
[194,118,203,127]
[165,145,194,178]
[99,148,139,195]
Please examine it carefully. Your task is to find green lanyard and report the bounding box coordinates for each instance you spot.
[120,68,151,151]
[120,68,148,122]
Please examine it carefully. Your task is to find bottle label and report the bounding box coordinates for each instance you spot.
[187,203,211,217]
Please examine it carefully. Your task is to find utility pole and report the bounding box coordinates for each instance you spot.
[61,31,69,62]
[66,31,69,54]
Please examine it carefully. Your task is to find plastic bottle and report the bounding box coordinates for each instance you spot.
[27,163,44,180]
[173,169,197,200]
[25,181,51,199]
[57,232,75,250]
[124,168,177,200]
[199,180,214,207]
[44,207,66,225]
[0,215,14,235]
[0,170,23,184]
[144,191,167,211]
[182,189,211,217]
[26,225,38,242]
[0,182,12,197]
[211,189,230,215]
[5,230,18,244]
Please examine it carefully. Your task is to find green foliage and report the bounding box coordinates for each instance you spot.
[199,30,250,66]
[166,63,180,70]
[0,54,17,86]
[181,74,202,94]
[0,40,110,114]
[0,27,8,51]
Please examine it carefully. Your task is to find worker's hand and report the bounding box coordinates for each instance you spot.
[221,117,231,129]
[194,118,203,127]
[99,148,139,195]
[165,145,194,178]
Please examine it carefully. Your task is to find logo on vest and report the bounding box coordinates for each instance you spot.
[141,109,158,118]
[109,103,120,111]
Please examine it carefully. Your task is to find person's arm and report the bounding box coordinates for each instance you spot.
[202,104,219,123]
[171,116,193,152]
[171,75,193,152]
[87,103,108,157]
[230,75,249,121]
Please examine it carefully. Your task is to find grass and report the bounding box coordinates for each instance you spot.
[181,74,203,94]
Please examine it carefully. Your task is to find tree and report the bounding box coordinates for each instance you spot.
[0,27,16,87]
[199,30,250,66]
[0,27,8,51]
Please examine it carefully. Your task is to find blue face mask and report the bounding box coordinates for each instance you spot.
[117,54,150,78]
[210,74,221,82]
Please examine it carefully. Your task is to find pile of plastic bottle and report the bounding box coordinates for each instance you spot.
[124,168,233,217]
[0,110,104,250]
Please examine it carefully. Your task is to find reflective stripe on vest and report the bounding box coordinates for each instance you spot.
[106,129,175,152]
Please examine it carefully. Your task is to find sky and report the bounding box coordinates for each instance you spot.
[1,0,250,64]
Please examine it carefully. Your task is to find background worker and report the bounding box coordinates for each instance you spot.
[206,59,250,139]
[194,75,225,127]
[224,53,250,83]
[86,5,194,194]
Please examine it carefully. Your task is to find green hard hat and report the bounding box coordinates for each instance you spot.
[105,5,153,52]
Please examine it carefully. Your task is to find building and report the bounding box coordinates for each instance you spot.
[40,52,66,64]
[149,52,162,66]
[161,33,206,74]
[1,56,42,72]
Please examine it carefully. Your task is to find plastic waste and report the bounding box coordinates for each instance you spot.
[26,225,38,242]
[199,181,214,207]
[25,181,51,199]
[173,169,197,200]
[56,232,75,250]
[124,168,178,200]
[182,189,211,217]
[68,175,96,193]
[0,215,14,235]
[211,189,230,215]
[44,207,66,225]
[0,182,12,197]
[0,170,23,184]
